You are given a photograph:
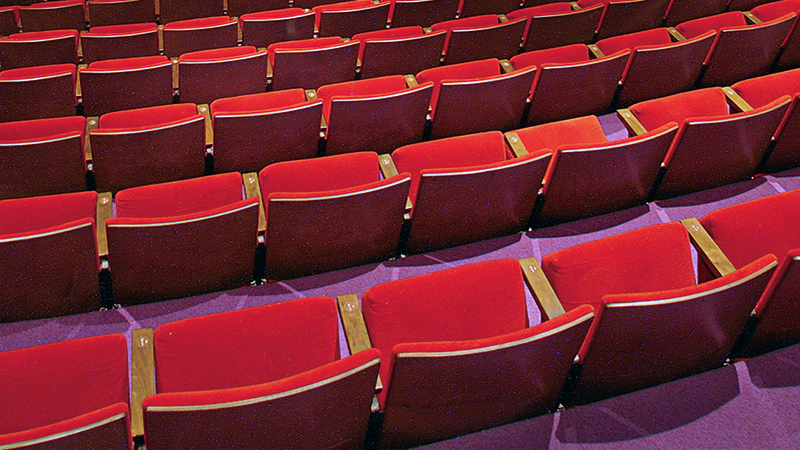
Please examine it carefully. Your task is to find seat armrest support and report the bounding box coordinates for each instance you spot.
[504,132,529,157]
[198,104,213,147]
[667,27,686,41]
[131,327,155,438]
[680,218,736,277]
[96,192,112,257]
[243,172,266,234]
[520,257,566,320]
[617,108,648,136]
[723,87,753,113]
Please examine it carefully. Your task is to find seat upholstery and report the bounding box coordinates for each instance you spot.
[508,3,604,52]
[80,55,173,116]
[0,63,76,122]
[178,46,267,105]
[353,26,446,79]
[79,23,160,64]
[268,37,359,90]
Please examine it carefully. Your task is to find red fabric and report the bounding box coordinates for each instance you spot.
[595,27,673,55]
[0,403,130,448]
[98,103,199,129]
[22,0,82,9]
[361,258,529,402]
[416,58,500,113]
[312,0,377,27]
[0,334,128,435]
[211,88,307,115]
[392,131,508,203]
[258,151,381,197]
[731,69,800,108]
[162,15,235,30]
[541,222,696,312]
[240,7,306,20]
[153,297,341,393]
[512,115,608,153]
[353,24,423,41]
[700,190,800,269]
[506,2,574,19]
[83,22,157,35]
[85,55,169,71]
[0,63,75,80]
[628,87,730,131]
[178,45,257,62]
[751,0,800,21]
[510,43,589,69]
[115,172,244,218]
[267,36,342,66]
[7,28,77,41]
[0,115,84,143]
[0,191,97,235]
[431,14,499,49]
[676,11,748,39]
[317,74,408,119]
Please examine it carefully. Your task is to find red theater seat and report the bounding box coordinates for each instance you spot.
[0,29,78,69]
[313,0,390,38]
[86,0,154,27]
[0,63,76,122]
[239,8,315,48]
[19,0,85,32]
[79,23,160,64]
[431,14,526,65]
[507,2,603,52]
[161,16,238,59]
[577,0,671,39]
[352,26,446,79]
[389,0,460,27]
[267,36,359,90]
[178,46,267,105]
[79,55,173,116]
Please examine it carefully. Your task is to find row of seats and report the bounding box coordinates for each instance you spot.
[5,187,800,448]
[4,63,800,318]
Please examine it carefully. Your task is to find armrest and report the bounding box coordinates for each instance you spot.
[171,57,178,91]
[96,192,112,258]
[667,27,686,41]
[617,108,648,136]
[85,116,99,162]
[498,14,508,22]
[404,74,419,88]
[744,11,762,24]
[76,64,86,98]
[131,327,155,438]
[519,257,566,320]
[197,103,213,147]
[379,154,413,213]
[157,24,164,52]
[504,132,529,157]
[337,294,384,391]
[680,218,736,277]
[723,87,754,113]
[588,44,604,59]
[242,172,266,234]
[569,1,580,10]
[499,59,514,73]
[422,26,432,33]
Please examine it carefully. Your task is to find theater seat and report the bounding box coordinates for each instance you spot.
[0,29,78,69]
[86,0,154,27]
[239,8,315,48]
[389,0,460,27]
[79,23,160,64]
[313,0,390,38]
[19,0,85,32]
[0,63,76,122]
[267,36,359,90]
[79,55,173,116]
[507,2,603,52]
[431,14,526,64]
[577,0,671,39]
[352,26,446,79]
[750,0,800,72]
[161,16,238,59]
[177,46,267,105]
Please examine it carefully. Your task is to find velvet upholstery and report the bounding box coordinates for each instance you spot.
[317,75,432,155]
[239,9,315,48]
[107,175,258,304]
[700,190,800,355]
[664,0,728,26]
[19,0,84,32]
[596,28,715,107]
[677,12,796,87]
[732,68,800,172]
[0,29,78,69]
[578,0,671,39]
[211,89,322,173]
[0,116,87,199]
[86,0,154,27]
[0,63,76,122]
[227,0,287,18]
[360,258,594,447]
[0,334,130,449]
[268,37,359,90]
[161,16,238,58]
[416,58,536,139]
[507,3,603,52]
[630,88,791,198]
[458,0,522,17]
[353,26,446,78]
[389,0,460,28]
[751,0,800,70]
[0,191,100,322]
[90,104,206,193]
[178,46,267,104]
[259,152,410,279]
[394,131,549,253]
[144,297,379,450]
[511,115,608,153]
[80,23,160,64]
[511,46,629,124]
[80,55,173,116]
[313,0,390,38]
[158,0,223,23]
[431,14,526,64]
[568,255,777,405]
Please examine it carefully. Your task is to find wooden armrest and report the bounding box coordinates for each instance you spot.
[680,218,736,277]
[157,24,164,52]
[85,116,99,162]
[667,27,686,41]
[404,74,419,88]
[569,1,580,10]
[96,192,112,258]
[617,108,648,136]
[422,26,432,33]
[744,11,762,24]
[242,172,266,234]
[499,59,514,73]
[76,65,86,99]
[498,14,508,22]
[171,58,178,90]
[336,294,382,391]
[131,327,155,437]
[379,154,412,212]
[504,132,529,158]
[197,104,213,147]
[723,87,753,113]
[304,89,317,101]
[520,257,566,320]
[588,44,604,59]
[154,0,160,17]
